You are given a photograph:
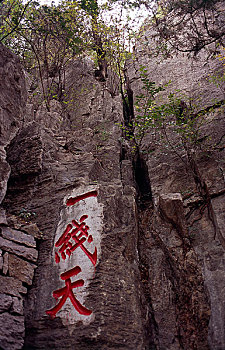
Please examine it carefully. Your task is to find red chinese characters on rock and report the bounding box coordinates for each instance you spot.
[46,191,98,319]
[54,214,97,266]
[46,266,92,319]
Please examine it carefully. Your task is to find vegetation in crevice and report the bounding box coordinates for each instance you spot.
[117,34,223,348]
[120,62,225,249]
[118,57,159,350]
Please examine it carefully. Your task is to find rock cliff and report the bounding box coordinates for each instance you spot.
[0,24,224,350]
[0,42,38,350]
[127,32,225,349]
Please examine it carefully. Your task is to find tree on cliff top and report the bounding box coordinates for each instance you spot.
[1,0,92,110]
[0,0,135,109]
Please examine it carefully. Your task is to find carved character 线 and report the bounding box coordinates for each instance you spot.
[47,191,98,319]
[54,214,97,266]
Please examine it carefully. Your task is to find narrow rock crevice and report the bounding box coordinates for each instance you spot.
[119,144,129,163]
[133,151,152,203]
[120,73,158,348]
[120,71,152,202]
[136,206,159,350]
[120,68,211,348]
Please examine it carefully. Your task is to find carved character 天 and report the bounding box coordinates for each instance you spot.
[47,190,98,320]
[46,266,92,318]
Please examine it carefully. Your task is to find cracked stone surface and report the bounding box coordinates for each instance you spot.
[0,15,224,349]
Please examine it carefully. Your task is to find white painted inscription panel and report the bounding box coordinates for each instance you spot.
[46,186,103,326]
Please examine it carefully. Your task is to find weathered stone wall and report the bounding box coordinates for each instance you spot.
[0,225,38,350]
[0,24,224,350]
[2,56,146,349]
[0,43,39,350]
[0,42,27,204]
[127,26,225,350]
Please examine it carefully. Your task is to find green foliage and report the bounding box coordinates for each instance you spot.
[1,1,89,66]
[121,66,210,159]
[0,0,93,109]
[18,207,36,222]
[0,0,137,109]
[79,0,98,15]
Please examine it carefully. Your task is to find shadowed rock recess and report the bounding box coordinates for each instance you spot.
[0,23,224,350]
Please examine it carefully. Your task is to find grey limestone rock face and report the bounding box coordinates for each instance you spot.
[0,313,25,350]
[0,293,13,312]
[0,42,27,205]
[0,43,38,350]
[2,58,146,350]
[0,43,27,146]
[0,235,38,262]
[127,18,225,349]
[0,23,224,349]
